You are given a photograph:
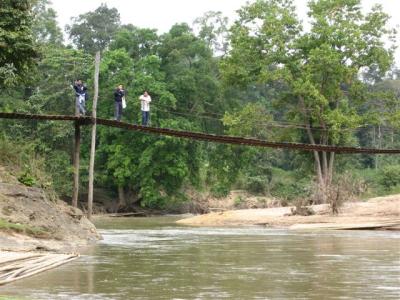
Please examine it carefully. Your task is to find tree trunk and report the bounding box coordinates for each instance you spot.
[298,96,326,202]
[87,51,100,220]
[117,186,126,212]
[328,151,335,186]
[322,151,328,184]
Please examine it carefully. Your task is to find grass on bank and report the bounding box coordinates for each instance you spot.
[0,218,49,238]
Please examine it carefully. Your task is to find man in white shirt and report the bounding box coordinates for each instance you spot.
[139,91,152,126]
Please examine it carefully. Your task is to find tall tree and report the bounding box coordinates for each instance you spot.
[66,3,120,53]
[222,0,395,202]
[194,11,229,56]
[159,23,221,121]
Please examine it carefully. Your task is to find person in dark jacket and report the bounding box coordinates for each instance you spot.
[73,79,88,115]
[114,84,125,121]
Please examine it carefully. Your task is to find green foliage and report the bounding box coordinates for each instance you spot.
[17,168,37,187]
[234,196,244,207]
[378,165,400,190]
[222,0,397,200]
[246,176,268,194]
[1,1,398,212]
[66,3,120,53]
[194,11,229,55]
[211,183,230,198]
[0,0,38,87]
[0,218,48,238]
[223,103,273,138]
[110,25,159,60]
[0,135,56,200]
[32,0,63,45]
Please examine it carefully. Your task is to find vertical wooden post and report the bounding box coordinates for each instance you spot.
[72,82,80,208]
[72,121,80,208]
[87,51,101,220]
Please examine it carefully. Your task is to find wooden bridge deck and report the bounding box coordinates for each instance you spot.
[1,112,399,154]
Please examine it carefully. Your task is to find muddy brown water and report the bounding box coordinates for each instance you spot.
[1,216,399,299]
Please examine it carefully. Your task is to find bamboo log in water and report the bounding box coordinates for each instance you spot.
[0,252,79,285]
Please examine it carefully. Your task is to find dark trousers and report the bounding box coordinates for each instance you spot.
[115,101,123,121]
[142,111,150,126]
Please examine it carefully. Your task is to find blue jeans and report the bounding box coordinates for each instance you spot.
[142,111,149,126]
[115,101,123,121]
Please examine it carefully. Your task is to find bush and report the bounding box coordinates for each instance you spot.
[211,183,230,198]
[234,196,244,207]
[379,165,400,190]
[0,136,57,200]
[245,176,267,194]
[18,168,37,187]
[270,181,306,201]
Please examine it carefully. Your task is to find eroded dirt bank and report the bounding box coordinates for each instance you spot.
[0,167,100,253]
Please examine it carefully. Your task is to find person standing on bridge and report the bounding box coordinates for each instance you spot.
[73,79,88,116]
[114,84,125,121]
[139,91,151,126]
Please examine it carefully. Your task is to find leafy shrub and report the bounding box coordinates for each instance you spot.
[234,196,244,207]
[245,176,267,194]
[18,169,37,187]
[270,181,302,200]
[211,183,230,198]
[378,165,400,190]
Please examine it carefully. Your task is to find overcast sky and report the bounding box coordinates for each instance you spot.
[51,0,399,65]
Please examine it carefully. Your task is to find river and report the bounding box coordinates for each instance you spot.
[1,216,399,299]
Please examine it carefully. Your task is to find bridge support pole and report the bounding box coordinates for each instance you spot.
[72,121,81,208]
[87,51,101,220]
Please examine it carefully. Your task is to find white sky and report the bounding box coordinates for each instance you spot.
[51,0,399,65]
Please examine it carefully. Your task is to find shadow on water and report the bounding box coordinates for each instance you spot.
[1,216,399,299]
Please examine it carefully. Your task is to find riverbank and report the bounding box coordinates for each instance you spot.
[177,194,400,229]
[0,166,100,252]
[0,166,100,284]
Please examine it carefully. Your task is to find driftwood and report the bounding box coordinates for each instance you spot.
[289,220,400,231]
[0,252,79,285]
[209,208,228,212]
[108,212,146,217]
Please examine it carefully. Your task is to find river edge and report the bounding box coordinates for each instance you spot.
[177,194,400,230]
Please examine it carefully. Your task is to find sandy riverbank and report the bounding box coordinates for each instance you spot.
[177,194,400,229]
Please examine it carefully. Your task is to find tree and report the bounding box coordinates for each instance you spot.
[194,11,229,55]
[110,25,159,61]
[94,48,202,209]
[222,0,395,202]
[32,0,63,45]
[66,3,120,53]
[0,0,38,87]
[159,23,221,121]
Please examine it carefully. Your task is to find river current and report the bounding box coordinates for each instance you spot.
[1,217,399,299]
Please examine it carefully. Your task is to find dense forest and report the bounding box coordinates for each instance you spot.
[1,0,399,212]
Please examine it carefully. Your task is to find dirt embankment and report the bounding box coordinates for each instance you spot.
[0,166,100,253]
[177,195,400,229]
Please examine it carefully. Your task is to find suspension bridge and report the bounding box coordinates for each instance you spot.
[1,111,399,219]
[1,112,399,154]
